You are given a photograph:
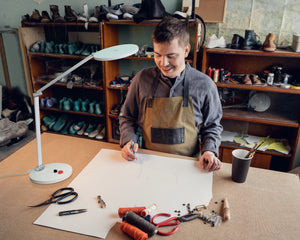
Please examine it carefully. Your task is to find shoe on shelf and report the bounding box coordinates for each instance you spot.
[263,33,276,52]
[95,103,102,115]
[42,115,56,127]
[63,98,74,111]
[230,34,244,49]
[52,114,69,132]
[84,123,96,136]
[50,5,65,23]
[46,97,57,108]
[96,127,105,140]
[251,75,265,85]
[60,120,73,134]
[69,121,85,135]
[30,9,42,22]
[73,98,82,112]
[76,123,87,136]
[41,11,51,23]
[64,5,77,22]
[89,100,96,114]
[81,99,90,112]
[206,34,227,48]
[89,6,100,22]
[242,30,262,50]
[77,3,89,22]
[88,123,103,138]
[242,74,252,85]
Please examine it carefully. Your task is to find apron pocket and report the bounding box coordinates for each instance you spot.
[151,127,185,144]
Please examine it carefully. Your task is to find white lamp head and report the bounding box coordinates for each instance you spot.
[92,44,139,61]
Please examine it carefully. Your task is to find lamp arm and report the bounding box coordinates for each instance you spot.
[32,54,93,169]
[34,54,93,96]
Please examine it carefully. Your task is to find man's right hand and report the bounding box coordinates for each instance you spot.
[121,141,138,161]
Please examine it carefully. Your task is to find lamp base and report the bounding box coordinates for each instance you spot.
[29,163,72,184]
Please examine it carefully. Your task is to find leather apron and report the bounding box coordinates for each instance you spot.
[143,69,199,156]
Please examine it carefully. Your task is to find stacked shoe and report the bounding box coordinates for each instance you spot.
[0,118,28,146]
[206,34,227,48]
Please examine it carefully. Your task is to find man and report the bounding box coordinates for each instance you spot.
[119,16,223,172]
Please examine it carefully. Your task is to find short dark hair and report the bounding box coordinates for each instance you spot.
[152,16,189,47]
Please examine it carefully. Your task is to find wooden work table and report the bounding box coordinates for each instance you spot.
[0,133,299,240]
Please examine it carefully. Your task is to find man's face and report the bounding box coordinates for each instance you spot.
[153,38,190,78]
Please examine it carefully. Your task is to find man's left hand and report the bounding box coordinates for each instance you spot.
[198,151,222,172]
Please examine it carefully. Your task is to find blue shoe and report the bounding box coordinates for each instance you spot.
[60,120,73,134]
[89,100,96,114]
[81,99,90,112]
[52,114,69,132]
[73,98,82,111]
[69,121,85,135]
[46,97,57,108]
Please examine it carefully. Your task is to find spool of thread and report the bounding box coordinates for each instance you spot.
[123,211,157,237]
[207,67,213,78]
[118,207,146,217]
[213,69,219,83]
[120,221,148,240]
[141,204,157,217]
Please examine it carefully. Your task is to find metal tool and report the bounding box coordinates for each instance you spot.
[59,209,87,216]
[29,187,78,207]
[151,212,201,236]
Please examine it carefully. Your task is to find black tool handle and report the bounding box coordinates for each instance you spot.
[179,213,200,222]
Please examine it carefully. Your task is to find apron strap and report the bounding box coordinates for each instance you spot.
[149,67,190,108]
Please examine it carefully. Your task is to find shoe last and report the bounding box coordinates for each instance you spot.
[40,97,47,108]
[95,103,102,114]
[89,100,96,114]
[81,99,90,112]
[63,98,73,111]
[73,99,81,111]
[263,33,276,52]
[46,97,57,108]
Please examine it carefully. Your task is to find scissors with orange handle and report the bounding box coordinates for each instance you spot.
[151,213,200,236]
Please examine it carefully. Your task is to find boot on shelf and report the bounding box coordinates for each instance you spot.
[41,11,51,23]
[64,5,77,22]
[230,34,244,49]
[30,9,41,22]
[50,5,65,23]
[77,3,89,22]
[263,33,276,52]
[242,30,261,50]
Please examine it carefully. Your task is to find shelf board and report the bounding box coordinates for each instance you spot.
[104,19,198,26]
[216,82,300,94]
[40,107,105,117]
[107,85,129,91]
[220,141,291,158]
[22,21,100,28]
[29,52,91,60]
[222,108,299,127]
[35,80,103,90]
[108,114,119,119]
[205,47,300,58]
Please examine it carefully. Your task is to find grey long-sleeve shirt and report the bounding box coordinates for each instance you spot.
[119,63,223,157]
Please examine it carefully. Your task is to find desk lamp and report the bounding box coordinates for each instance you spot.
[29,44,139,184]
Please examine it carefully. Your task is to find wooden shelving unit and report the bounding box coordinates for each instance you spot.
[201,47,300,170]
[19,21,105,141]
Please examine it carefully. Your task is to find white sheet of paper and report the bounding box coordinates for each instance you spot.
[34,149,213,238]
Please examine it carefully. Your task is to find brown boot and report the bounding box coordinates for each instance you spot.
[30,9,41,22]
[50,5,65,23]
[263,33,276,52]
[64,5,77,22]
[41,11,51,23]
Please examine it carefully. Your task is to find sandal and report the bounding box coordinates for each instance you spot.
[251,75,265,85]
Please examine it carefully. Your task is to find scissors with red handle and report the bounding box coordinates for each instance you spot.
[151,213,200,236]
